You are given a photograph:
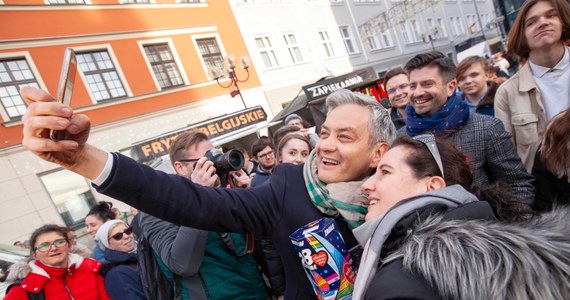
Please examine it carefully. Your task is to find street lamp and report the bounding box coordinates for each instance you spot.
[421,27,439,51]
[209,55,250,108]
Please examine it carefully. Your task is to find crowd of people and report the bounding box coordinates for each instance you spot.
[4,0,570,299]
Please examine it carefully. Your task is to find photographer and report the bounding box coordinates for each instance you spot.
[134,130,267,300]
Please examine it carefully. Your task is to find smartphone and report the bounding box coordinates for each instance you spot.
[50,48,78,140]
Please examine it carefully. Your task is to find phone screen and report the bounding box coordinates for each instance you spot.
[50,48,77,140]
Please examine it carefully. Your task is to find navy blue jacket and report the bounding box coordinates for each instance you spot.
[101,249,146,300]
[97,153,358,300]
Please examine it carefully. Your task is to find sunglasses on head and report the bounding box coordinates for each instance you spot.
[413,133,445,178]
[109,227,133,241]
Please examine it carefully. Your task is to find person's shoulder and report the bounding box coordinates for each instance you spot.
[367,259,441,300]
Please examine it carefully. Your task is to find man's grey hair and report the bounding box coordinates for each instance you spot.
[325,89,396,146]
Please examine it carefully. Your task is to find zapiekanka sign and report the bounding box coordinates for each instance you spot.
[302,67,379,101]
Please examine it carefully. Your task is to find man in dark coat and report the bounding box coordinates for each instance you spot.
[20,87,396,299]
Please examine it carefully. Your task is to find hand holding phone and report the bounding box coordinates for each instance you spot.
[50,48,77,140]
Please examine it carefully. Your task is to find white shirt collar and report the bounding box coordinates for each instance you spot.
[529,47,570,78]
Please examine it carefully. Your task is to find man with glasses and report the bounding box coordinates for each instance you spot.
[135,130,267,300]
[250,138,276,187]
[383,67,410,129]
[21,87,395,299]
[401,51,535,207]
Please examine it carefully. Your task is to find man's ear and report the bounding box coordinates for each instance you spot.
[369,142,389,169]
[446,79,457,97]
[425,176,446,192]
[172,161,186,176]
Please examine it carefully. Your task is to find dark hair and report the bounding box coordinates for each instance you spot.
[383,67,407,87]
[251,137,275,158]
[393,136,529,221]
[456,56,491,80]
[508,0,570,61]
[277,134,312,162]
[540,109,570,175]
[405,51,456,84]
[272,125,302,149]
[169,130,209,165]
[86,201,115,223]
[392,136,473,189]
[29,224,69,255]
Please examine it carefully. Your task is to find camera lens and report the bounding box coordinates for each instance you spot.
[212,149,245,174]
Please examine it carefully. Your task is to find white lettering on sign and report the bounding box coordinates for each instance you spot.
[308,75,364,98]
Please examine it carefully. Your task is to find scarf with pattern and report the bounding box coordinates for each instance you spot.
[405,91,470,136]
[303,151,368,228]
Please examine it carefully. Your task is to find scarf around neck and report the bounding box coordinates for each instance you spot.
[303,151,368,228]
[406,91,469,136]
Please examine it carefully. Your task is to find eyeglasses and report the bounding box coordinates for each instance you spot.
[109,227,133,241]
[387,83,410,95]
[35,239,68,252]
[413,133,444,178]
[258,150,274,160]
[177,158,200,164]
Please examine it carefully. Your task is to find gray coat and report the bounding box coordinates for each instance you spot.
[398,112,535,206]
[136,212,208,300]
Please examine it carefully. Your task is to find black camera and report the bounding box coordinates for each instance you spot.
[204,148,245,177]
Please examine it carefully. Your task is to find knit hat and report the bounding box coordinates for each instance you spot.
[95,220,125,250]
[284,113,301,125]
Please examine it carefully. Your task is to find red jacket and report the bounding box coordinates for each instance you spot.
[5,254,110,300]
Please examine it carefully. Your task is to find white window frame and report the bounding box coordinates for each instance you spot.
[318,29,336,58]
[449,17,457,36]
[339,25,359,54]
[0,51,48,122]
[138,38,190,91]
[72,44,133,103]
[437,18,448,37]
[366,35,381,51]
[190,33,227,80]
[381,29,394,47]
[282,32,304,64]
[409,19,422,42]
[399,23,411,44]
[254,34,280,69]
[119,0,156,4]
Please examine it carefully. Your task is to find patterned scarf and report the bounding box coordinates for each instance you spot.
[405,91,470,136]
[303,151,368,228]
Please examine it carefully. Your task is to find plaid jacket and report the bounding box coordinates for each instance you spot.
[398,113,535,206]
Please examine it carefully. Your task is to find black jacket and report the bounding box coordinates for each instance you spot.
[96,153,358,299]
[532,151,570,212]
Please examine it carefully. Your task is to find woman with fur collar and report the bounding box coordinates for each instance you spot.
[96,220,146,300]
[352,135,569,299]
[4,224,109,299]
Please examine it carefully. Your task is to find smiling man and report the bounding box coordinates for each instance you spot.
[20,87,395,299]
[400,51,535,207]
[495,0,570,172]
[383,67,410,129]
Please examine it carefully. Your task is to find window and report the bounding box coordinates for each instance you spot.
[255,36,279,68]
[381,30,393,47]
[76,50,127,102]
[143,44,184,89]
[47,0,85,3]
[196,38,224,73]
[0,58,40,119]
[40,170,97,230]
[283,33,303,63]
[318,30,335,58]
[437,18,448,37]
[409,20,421,41]
[456,16,465,34]
[449,17,457,36]
[367,36,381,51]
[339,26,358,54]
[400,23,411,44]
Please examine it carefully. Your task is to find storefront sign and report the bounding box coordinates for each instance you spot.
[302,67,378,101]
[132,106,267,161]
